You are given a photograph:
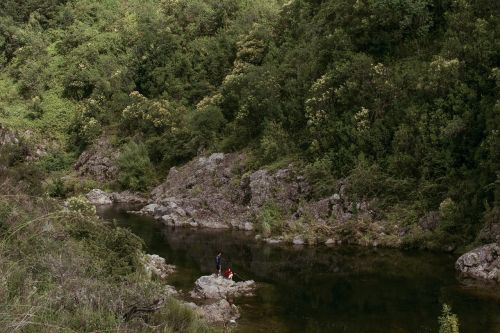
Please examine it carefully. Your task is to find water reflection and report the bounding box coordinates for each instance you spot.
[98,206,500,333]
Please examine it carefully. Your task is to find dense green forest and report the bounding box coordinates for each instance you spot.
[0,0,498,330]
[1,0,499,247]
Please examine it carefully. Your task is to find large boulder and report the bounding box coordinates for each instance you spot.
[244,167,305,211]
[190,274,256,300]
[455,243,500,283]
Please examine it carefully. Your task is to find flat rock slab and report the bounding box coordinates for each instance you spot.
[455,243,500,283]
[190,274,256,300]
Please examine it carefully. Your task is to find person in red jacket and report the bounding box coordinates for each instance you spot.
[223,267,233,280]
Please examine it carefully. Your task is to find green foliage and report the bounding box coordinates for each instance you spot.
[121,91,183,135]
[190,105,226,151]
[0,192,217,332]
[0,0,499,247]
[68,103,103,151]
[65,195,96,216]
[258,121,292,164]
[26,95,43,119]
[46,175,98,198]
[117,141,156,191]
[149,298,217,333]
[0,141,45,195]
[46,177,65,197]
[304,157,336,199]
[63,213,144,277]
[37,150,75,173]
[256,201,285,237]
[439,304,460,333]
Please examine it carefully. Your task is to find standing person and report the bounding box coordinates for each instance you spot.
[215,252,222,277]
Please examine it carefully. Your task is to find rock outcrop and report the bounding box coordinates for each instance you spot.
[137,152,375,237]
[455,243,500,283]
[86,189,113,205]
[75,137,119,182]
[0,126,48,161]
[188,299,239,324]
[190,274,255,300]
[0,125,19,147]
[86,189,147,206]
[111,191,148,205]
[187,274,255,324]
[143,254,176,280]
[146,153,248,229]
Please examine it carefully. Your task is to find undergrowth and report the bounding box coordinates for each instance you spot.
[0,176,218,333]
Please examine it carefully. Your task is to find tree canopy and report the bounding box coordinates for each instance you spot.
[0,0,499,247]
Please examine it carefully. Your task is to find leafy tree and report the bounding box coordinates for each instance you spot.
[117,141,156,191]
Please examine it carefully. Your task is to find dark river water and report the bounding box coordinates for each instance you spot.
[98,206,500,333]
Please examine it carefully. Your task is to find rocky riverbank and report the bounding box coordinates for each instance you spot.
[81,151,498,251]
[142,252,256,325]
[129,152,402,247]
[187,275,256,324]
[86,189,148,205]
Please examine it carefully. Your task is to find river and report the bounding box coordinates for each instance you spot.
[98,205,500,333]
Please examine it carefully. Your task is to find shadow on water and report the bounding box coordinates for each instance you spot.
[98,205,500,333]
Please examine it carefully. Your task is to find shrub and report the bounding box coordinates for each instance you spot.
[0,142,29,167]
[258,121,291,164]
[65,195,96,216]
[68,105,102,151]
[189,105,226,151]
[26,95,44,120]
[37,151,75,173]
[304,156,337,198]
[439,304,459,333]
[46,177,65,198]
[256,201,285,237]
[47,176,98,199]
[117,141,156,192]
[348,157,387,201]
[149,298,217,333]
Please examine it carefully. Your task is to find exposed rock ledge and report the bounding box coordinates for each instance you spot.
[86,189,147,206]
[75,136,119,182]
[135,152,376,235]
[455,243,500,283]
[140,253,254,325]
